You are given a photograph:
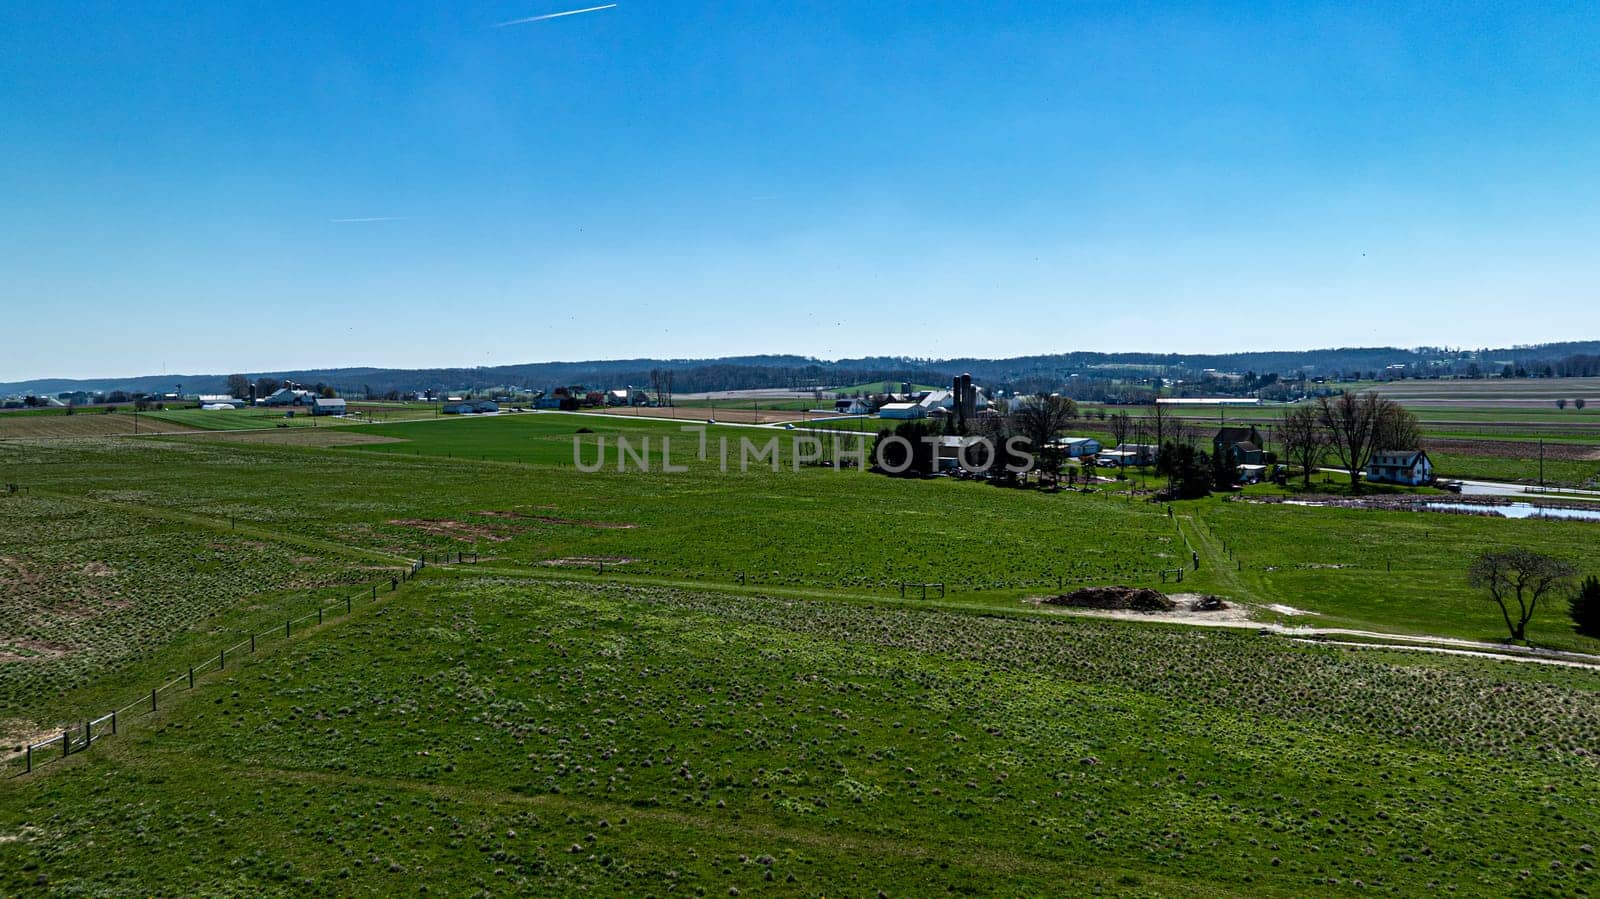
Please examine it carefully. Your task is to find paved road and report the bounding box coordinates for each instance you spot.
[1455,478,1600,499]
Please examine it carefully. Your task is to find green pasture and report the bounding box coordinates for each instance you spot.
[3,413,1600,894]
[2,575,1596,895]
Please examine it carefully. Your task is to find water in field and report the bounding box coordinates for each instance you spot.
[1419,501,1600,522]
[1277,498,1600,522]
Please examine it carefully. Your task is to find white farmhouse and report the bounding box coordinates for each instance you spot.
[1366,450,1433,486]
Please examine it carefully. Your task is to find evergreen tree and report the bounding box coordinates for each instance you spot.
[1572,575,1600,638]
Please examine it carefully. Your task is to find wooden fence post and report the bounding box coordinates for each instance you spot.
[151,688,157,711]
[251,634,256,653]
[219,649,225,669]
[25,743,30,773]
[188,667,194,688]
[62,730,69,757]
[318,608,323,624]
[347,595,353,612]
[112,710,117,735]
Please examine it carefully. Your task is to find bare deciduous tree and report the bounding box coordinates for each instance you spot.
[1468,549,1577,643]
[649,369,666,407]
[1279,404,1327,488]
[1131,418,1151,473]
[1107,410,1133,450]
[1148,401,1171,452]
[1315,391,1420,493]
[1010,394,1079,483]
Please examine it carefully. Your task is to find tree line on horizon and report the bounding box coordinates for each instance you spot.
[9,341,1600,401]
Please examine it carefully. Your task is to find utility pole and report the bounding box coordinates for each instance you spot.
[1540,439,1545,489]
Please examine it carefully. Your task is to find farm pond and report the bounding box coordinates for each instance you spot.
[1419,501,1600,521]
[1273,497,1600,522]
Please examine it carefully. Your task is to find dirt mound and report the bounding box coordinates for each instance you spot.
[1045,586,1175,612]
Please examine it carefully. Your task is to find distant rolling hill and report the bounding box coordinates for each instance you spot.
[5,342,1599,397]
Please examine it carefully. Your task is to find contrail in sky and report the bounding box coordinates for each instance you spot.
[329,216,410,223]
[494,4,617,27]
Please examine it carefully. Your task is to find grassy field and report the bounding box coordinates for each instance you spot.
[0,488,409,731]
[146,405,432,430]
[1197,497,1598,651]
[0,410,203,439]
[2,575,1596,895]
[1366,376,1600,407]
[1,414,1593,643]
[2,413,1598,894]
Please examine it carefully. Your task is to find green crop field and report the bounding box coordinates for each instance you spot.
[2,412,1598,895]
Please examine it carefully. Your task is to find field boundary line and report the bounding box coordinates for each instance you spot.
[28,486,411,567]
[3,559,428,779]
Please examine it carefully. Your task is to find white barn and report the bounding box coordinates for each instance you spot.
[878,402,925,420]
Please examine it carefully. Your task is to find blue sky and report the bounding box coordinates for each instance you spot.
[3,1,1599,379]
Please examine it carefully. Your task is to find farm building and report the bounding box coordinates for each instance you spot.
[1367,450,1434,486]
[444,400,500,415]
[834,397,870,414]
[878,402,925,420]
[923,378,990,417]
[1237,463,1270,484]
[1049,436,1102,458]
[607,388,651,406]
[1098,444,1157,467]
[1213,426,1266,465]
[258,388,313,407]
[311,397,347,416]
[195,394,246,409]
[933,436,982,472]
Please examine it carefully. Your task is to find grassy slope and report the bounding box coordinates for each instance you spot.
[2,576,1595,896]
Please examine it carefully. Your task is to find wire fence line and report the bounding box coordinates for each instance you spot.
[5,557,428,778]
